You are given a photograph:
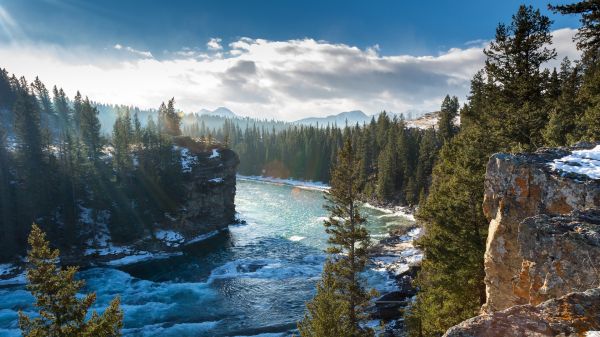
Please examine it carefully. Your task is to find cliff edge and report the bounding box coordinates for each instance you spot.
[445,143,600,336]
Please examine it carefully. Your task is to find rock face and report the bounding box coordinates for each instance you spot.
[444,288,600,337]
[171,137,239,238]
[482,144,600,312]
[444,144,600,336]
[515,210,600,306]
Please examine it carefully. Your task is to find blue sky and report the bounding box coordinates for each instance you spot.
[1,0,580,55]
[0,0,583,120]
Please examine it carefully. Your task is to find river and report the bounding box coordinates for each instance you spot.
[0,179,415,337]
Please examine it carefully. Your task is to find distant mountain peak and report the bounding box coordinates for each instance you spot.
[199,107,237,118]
[294,110,370,126]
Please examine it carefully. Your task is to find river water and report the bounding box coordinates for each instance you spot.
[0,179,414,337]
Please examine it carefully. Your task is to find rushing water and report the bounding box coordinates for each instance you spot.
[0,179,414,337]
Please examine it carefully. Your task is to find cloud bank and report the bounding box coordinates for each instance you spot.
[0,30,579,120]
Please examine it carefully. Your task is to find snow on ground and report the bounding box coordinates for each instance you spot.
[155,230,184,247]
[178,147,198,173]
[209,148,220,159]
[549,145,600,180]
[186,229,224,245]
[0,273,26,285]
[364,203,416,221]
[0,264,16,277]
[209,177,224,183]
[0,264,26,285]
[371,227,423,276]
[105,251,183,266]
[237,175,330,192]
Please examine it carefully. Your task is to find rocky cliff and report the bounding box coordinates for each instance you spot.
[170,137,239,238]
[444,288,600,337]
[482,144,600,312]
[81,138,239,265]
[445,144,600,336]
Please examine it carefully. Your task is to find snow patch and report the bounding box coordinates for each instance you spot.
[0,273,26,286]
[549,145,600,180]
[155,230,184,247]
[106,251,183,266]
[371,227,423,276]
[209,177,223,183]
[178,147,198,173]
[364,203,415,221]
[0,264,25,285]
[209,148,220,159]
[186,230,221,245]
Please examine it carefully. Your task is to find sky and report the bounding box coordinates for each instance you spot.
[0,0,583,120]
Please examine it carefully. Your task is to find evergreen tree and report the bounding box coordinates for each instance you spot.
[483,5,556,150]
[437,95,459,143]
[19,224,123,337]
[298,261,353,337]
[0,127,17,260]
[543,58,582,145]
[550,0,600,63]
[409,6,558,336]
[72,91,83,133]
[551,1,600,140]
[79,98,102,162]
[301,138,375,337]
[52,87,71,132]
[160,98,181,136]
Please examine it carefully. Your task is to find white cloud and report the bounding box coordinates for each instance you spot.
[207,37,223,50]
[0,29,580,121]
[113,43,153,58]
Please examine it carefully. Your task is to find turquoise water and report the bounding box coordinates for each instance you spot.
[0,179,413,337]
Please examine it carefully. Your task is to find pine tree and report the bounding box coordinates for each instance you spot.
[133,111,142,144]
[52,87,71,132]
[437,95,459,143]
[298,261,353,337]
[543,59,582,145]
[301,138,375,337]
[19,224,123,337]
[0,127,17,260]
[408,6,557,336]
[79,98,102,162]
[72,91,83,133]
[160,98,181,136]
[550,0,600,63]
[551,1,600,141]
[483,5,556,150]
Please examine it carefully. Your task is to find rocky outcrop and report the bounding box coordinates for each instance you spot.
[444,288,600,337]
[514,210,600,306]
[482,144,600,313]
[444,144,600,336]
[173,137,239,238]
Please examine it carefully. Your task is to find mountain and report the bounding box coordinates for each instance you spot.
[199,107,237,118]
[294,110,371,126]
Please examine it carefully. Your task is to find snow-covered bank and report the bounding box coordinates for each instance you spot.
[237,175,330,192]
[0,263,26,285]
[549,144,600,179]
[363,202,416,221]
[371,227,423,276]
